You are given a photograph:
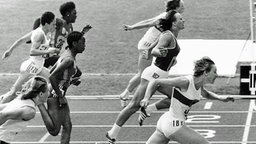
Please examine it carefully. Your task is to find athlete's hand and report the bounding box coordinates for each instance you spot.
[123,25,133,31]
[81,25,92,35]
[159,47,168,57]
[140,99,150,108]
[220,96,235,102]
[2,49,12,60]
[48,47,60,54]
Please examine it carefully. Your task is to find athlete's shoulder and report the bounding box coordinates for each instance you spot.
[56,18,65,30]
[31,28,44,40]
[161,30,175,41]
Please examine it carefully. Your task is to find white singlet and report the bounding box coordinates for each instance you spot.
[137,12,167,51]
[0,97,35,143]
[20,27,50,74]
[156,75,202,138]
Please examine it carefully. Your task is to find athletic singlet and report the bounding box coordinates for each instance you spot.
[137,12,167,50]
[0,97,35,143]
[55,52,77,88]
[154,31,180,71]
[169,75,201,120]
[50,18,71,55]
[30,27,50,64]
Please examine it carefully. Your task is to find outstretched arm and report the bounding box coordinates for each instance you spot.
[201,87,234,102]
[123,13,165,31]
[2,32,32,60]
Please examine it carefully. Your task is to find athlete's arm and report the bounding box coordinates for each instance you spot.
[0,106,35,125]
[201,87,234,102]
[37,103,58,134]
[140,77,188,107]
[123,14,164,31]
[151,32,172,57]
[49,57,74,98]
[2,32,32,60]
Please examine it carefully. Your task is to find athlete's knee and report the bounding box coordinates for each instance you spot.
[48,128,60,136]
[128,99,141,110]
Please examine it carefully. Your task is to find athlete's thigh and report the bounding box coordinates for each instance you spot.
[131,78,149,103]
[137,51,152,73]
[146,130,169,144]
[171,125,209,144]
[47,97,62,128]
[60,104,72,126]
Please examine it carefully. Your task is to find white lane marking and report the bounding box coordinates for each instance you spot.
[242,100,255,144]
[204,102,213,109]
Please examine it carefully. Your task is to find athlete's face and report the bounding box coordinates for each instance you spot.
[67,9,77,23]
[174,13,185,30]
[48,19,56,32]
[75,37,86,53]
[205,65,218,84]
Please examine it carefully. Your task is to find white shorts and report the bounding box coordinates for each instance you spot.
[156,112,185,139]
[20,59,44,75]
[141,64,168,81]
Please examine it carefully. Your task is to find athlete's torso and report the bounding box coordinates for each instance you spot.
[138,12,167,50]
[154,31,180,71]
[51,18,72,53]
[30,27,50,64]
[53,51,77,87]
[169,75,201,120]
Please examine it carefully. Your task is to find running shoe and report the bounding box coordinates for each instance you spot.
[106,133,116,144]
[70,77,81,86]
[138,107,150,126]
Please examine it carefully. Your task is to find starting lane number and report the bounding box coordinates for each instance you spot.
[186,115,221,138]
[186,115,221,123]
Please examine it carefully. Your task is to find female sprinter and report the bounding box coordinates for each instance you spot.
[119,0,184,108]
[37,31,85,144]
[106,10,185,144]
[141,57,234,144]
[1,11,58,104]
[0,76,48,144]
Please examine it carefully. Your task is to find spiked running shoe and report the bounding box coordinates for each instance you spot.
[106,133,116,144]
[138,107,150,126]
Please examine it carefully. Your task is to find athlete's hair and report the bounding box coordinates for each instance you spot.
[40,11,55,26]
[22,76,48,100]
[67,31,83,49]
[59,1,76,17]
[33,18,41,30]
[157,10,177,31]
[165,0,181,12]
[194,57,215,77]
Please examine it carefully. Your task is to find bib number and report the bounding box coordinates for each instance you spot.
[26,62,39,74]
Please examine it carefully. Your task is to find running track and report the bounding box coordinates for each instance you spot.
[7,95,256,144]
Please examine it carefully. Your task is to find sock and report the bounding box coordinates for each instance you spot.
[108,123,121,139]
[146,103,157,114]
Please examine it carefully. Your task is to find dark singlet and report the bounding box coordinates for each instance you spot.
[154,31,180,71]
[52,18,71,51]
